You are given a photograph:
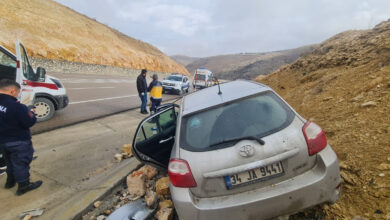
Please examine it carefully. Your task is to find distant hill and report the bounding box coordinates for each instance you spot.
[0,0,188,74]
[184,46,316,79]
[256,19,390,219]
[170,55,200,67]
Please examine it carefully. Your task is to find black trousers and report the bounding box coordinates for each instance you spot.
[1,141,34,183]
[0,145,6,167]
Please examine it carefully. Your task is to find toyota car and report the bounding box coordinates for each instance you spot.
[132,80,341,220]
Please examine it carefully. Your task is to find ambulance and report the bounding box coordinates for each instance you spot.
[192,68,214,89]
[0,41,68,122]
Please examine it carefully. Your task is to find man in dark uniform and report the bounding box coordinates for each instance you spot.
[0,79,42,195]
[136,69,148,114]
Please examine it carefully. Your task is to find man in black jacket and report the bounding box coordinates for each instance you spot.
[0,79,42,195]
[136,69,148,114]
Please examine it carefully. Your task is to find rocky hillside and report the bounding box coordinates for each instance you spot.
[0,0,188,74]
[257,20,390,219]
[185,45,315,79]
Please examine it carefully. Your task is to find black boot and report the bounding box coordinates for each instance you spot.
[5,175,16,189]
[16,180,42,195]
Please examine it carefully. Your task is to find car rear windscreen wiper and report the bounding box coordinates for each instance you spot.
[209,135,265,148]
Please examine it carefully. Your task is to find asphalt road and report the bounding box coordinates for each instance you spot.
[31,73,180,134]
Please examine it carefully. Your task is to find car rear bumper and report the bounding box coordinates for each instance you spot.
[171,145,341,220]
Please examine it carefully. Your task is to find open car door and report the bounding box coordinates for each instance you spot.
[15,41,36,106]
[132,104,178,170]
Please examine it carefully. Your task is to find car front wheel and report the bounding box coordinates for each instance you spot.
[34,97,55,122]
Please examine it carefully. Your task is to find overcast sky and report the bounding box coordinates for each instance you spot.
[55,0,389,57]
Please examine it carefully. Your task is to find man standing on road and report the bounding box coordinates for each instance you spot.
[147,74,163,114]
[137,69,148,114]
[0,79,42,195]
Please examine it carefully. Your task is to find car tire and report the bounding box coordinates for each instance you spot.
[34,97,55,122]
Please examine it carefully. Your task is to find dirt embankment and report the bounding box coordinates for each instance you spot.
[256,19,390,219]
[0,0,188,74]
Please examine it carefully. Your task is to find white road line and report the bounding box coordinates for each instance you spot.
[68,87,115,90]
[69,95,138,105]
[61,79,136,84]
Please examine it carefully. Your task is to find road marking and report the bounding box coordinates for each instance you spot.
[60,79,136,84]
[68,87,115,90]
[70,95,138,105]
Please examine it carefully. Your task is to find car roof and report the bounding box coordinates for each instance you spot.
[182,80,271,115]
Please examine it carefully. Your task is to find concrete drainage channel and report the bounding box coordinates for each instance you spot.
[72,163,144,220]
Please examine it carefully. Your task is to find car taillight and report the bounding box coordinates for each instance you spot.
[168,159,197,188]
[17,60,20,68]
[302,121,327,156]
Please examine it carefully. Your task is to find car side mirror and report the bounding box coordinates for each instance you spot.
[36,67,46,82]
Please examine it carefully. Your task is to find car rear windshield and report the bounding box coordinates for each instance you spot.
[195,74,206,80]
[180,91,295,151]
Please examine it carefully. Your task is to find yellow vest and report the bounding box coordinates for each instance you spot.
[150,82,163,99]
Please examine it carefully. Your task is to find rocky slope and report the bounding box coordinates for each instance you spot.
[185,45,315,79]
[0,0,188,74]
[256,19,390,219]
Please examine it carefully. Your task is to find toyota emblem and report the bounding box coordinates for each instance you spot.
[239,145,255,157]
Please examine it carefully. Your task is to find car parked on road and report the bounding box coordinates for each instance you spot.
[132,80,341,220]
[162,74,190,95]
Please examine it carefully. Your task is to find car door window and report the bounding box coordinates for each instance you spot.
[0,49,16,68]
[19,44,37,81]
[0,49,17,80]
[133,106,177,168]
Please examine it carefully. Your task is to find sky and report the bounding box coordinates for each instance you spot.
[55,0,390,57]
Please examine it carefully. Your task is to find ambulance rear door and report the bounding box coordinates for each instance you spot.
[15,41,36,106]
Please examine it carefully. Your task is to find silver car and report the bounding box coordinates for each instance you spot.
[132,80,341,220]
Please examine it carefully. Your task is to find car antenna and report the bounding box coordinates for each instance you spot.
[215,77,222,95]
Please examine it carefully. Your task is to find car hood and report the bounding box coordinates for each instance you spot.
[162,80,180,84]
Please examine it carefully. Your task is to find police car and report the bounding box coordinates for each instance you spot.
[162,74,190,95]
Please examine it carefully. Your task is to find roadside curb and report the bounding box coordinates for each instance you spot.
[71,159,143,220]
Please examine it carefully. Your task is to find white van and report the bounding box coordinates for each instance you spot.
[0,41,68,122]
[193,68,214,89]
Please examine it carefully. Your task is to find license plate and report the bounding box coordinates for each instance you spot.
[224,161,284,189]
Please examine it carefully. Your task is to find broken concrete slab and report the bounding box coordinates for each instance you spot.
[126,171,146,197]
[156,177,170,197]
[155,207,173,220]
[138,165,157,180]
